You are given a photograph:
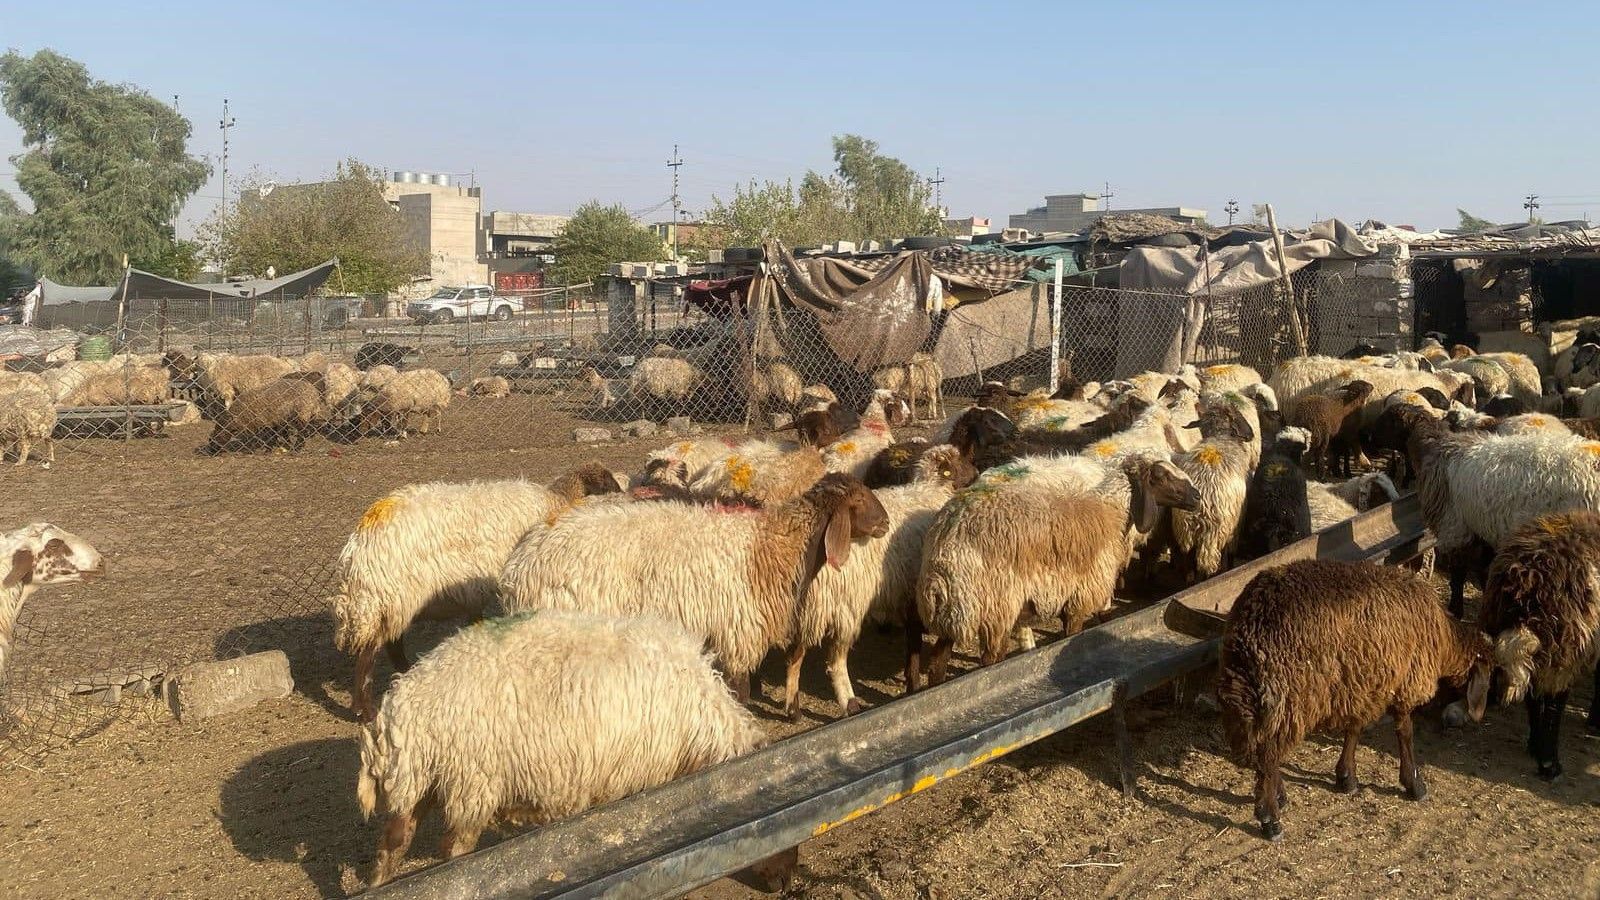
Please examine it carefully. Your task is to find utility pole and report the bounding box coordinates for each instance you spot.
[667,144,684,259]
[1101,181,1115,211]
[927,167,946,216]
[1523,193,1541,223]
[1225,199,1239,225]
[218,99,237,217]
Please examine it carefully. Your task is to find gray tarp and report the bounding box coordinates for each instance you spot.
[931,283,1052,379]
[765,244,939,373]
[1120,219,1377,295]
[33,260,340,329]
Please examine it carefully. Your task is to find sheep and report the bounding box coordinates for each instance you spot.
[1197,363,1264,395]
[0,371,47,396]
[1169,402,1257,582]
[1269,356,1472,426]
[467,375,511,398]
[641,436,741,490]
[906,351,944,422]
[495,473,889,703]
[359,609,794,890]
[354,342,413,371]
[751,360,803,419]
[1492,412,1572,437]
[1287,380,1374,478]
[1477,351,1544,408]
[0,524,104,672]
[929,380,1021,443]
[322,362,363,424]
[203,376,328,455]
[1440,355,1512,407]
[72,366,173,407]
[331,462,624,721]
[164,351,296,415]
[1129,364,1200,403]
[1479,509,1600,780]
[629,355,703,409]
[686,438,828,507]
[787,451,973,717]
[1218,559,1493,840]
[911,452,1199,689]
[1012,382,1104,432]
[356,368,452,438]
[963,392,1155,470]
[800,383,838,412]
[1237,428,1312,561]
[863,439,978,490]
[821,389,907,479]
[362,364,400,388]
[0,388,58,468]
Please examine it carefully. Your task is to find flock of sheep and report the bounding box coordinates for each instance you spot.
[7,327,1600,887]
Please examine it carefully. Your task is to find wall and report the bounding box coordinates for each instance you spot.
[1008,192,1206,234]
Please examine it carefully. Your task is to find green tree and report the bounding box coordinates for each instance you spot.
[0,191,29,294]
[550,201,664,286]
[1457,209,1494,232]
[203,160,425,294]
[701,135,945,247]
[132,231,202,280]
[0,49,209,284]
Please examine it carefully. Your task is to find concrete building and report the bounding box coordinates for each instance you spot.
[383,172,488,292]
[1008,193,1206,235]
[944,215,991,237]
[483,211,569,255]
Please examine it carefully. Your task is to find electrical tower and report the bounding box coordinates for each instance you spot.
[219,99,237,216]
[1101,182,1115,211]
[667,144,684,259]
[927,167,946,216]
[1524,193,1541,223]
[1225,199,1239,225]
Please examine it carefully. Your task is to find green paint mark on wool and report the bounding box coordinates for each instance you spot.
[480,611,538,636]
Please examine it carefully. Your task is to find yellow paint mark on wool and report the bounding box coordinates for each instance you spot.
[1264,461,1289,477]
[358,496,402,531]
[1203,364,1235,376]
[725,456,755,493]
[1583,442,1600,457]
[1015,395,1050,412]
[1093,441,1119,458]
[835,441,857,456]
[1537,514,1572,536]
[674,441,693,455]
[1195,446,1223,467]
[886,446,913,466]
[1526,415,1550,429]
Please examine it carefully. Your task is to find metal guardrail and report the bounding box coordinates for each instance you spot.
[370,495,1430,900]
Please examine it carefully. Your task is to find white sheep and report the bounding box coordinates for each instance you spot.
[330,463,625,721]
[359,609,790,889]
[0,388,57,468]
[821,389,906,479]
[494,473,889,702]
[467,375,511,398]
[912,451,1199,688]
[788,448,970,718]
[1494,413,1571,437]
[1169,402,1256,582]
[1197,363,1264,395]
[686,437,826,507]
[0,524,103,672]
[1307,473,1399,532]
[629,355,703,406]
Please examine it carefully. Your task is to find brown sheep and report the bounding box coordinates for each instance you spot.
[1218,559,1493,840]
[862,440,978,490]
[1287,379,1374,478]
[1478,510,1600,780]
[203,377,328,454]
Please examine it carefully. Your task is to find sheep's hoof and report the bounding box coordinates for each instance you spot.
[844,698,865,716]
[1259,820,1283,842]
[1537,760,1563,782]
[1406,776,1429,801]
[1335,773,1359,795]
[786,705,804,724]
[1277,786,1289,809]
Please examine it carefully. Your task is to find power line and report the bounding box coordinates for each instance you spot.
[1523,193,1541,223]
[1102,181,1115,211]
[667,144,684,259]
[218,99,236,218]
[926,167,945,216]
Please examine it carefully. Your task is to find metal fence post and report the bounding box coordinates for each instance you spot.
[1051,257,1064,387]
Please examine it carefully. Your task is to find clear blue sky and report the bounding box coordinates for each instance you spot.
[2,0,1597,237]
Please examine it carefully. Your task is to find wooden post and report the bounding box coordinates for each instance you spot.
[1050,258,1065,388]
[1265,204,1308,357]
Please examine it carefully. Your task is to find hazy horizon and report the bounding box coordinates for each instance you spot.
[3,0,1597,242]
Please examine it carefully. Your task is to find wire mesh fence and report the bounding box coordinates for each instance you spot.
[0,263,1409,759]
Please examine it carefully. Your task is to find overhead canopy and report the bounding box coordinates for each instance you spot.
[32,260,340,329]
[1120,219,1378,295]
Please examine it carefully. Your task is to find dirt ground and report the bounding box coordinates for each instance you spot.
[1,395,1598,899]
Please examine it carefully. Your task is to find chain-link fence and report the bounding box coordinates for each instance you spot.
[0,263,1407,759]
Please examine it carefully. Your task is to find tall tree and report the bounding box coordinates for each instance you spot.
[701,135,945,247]
[202,161,425,294]
[550,201,664,286]
[0,191,29,294]
[1457,209,1495,232]
[0,49,209,284]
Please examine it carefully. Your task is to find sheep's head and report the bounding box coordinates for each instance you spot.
[1480,394,1525,418]
[642,457,690,488]
[1050,373,1086,401]
[1123,456,1199,534]
[1413,386,1450,411]
[1272,427,1312,461]
[550,462,625,501]
[1340,342,1382,360]
[947,406,1015,460]
[3,524,104,597]
[975,380,1020,409]
[1459,633,1495,724]
[1338,379,1375,406]
[912,444,978,489]
[787,409,843,448]
[161,350,200,382]
[1186,402,1254,442]
[871,388,911,427]
[1358,473,1400,510]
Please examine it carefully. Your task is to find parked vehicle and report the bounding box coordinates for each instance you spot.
[406,285,519,324]
[322,295,368,327]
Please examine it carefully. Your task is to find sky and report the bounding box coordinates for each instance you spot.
[2,0,1598,238]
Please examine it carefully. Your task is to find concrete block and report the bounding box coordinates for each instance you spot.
[494,350,520,367]
[1357,263,1397,279]
[622,419,658,438]
[665,416,693,435]
[573,427,613,443]
[164,651,292,722]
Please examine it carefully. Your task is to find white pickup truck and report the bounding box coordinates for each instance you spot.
[405,285,520,324]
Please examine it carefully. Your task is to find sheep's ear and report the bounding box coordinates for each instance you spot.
[1129,464,1161,535]
[824,502,855,569]
[3,548,32,589]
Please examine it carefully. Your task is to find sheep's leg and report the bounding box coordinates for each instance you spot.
[1535,691,1568,781]
[1014,625,1036,651]
[927,637,956,687]
[977,634,1006,668]
[782,641,807,723]
[13,437,28,466]
[1588,669,1600,735]
[825,636,862,716]
[353,646,379,723]
[1334,728,1361,794]
[1446,560,1468,620]
[1524,691,1544,759]
[370,806,421,888]
[903,613,927,694]
[1393,707,1426,801]
[439,823,483,861]
[724,669,751,704]
[385,636,412,674]
[42,438,54,465]
[1254,747,1285,841]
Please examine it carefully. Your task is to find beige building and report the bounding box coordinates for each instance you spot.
[384,172,488,294]
[1009,192,1206,235]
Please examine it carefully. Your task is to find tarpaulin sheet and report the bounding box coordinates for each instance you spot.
[766,243,938,373]
[1120,219,1378,295]
[846,245,1042,293]
[931,283,1052,378]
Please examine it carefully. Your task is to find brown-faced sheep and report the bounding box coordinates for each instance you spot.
[1287,380,1373,478]
[1218,559,1493,840]
[1478,509,1600,780]
[203,377,328,454]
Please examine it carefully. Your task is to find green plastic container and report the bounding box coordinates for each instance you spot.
[77,335,112,361]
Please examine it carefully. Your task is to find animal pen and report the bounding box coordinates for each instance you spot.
[1,234,1499,897]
